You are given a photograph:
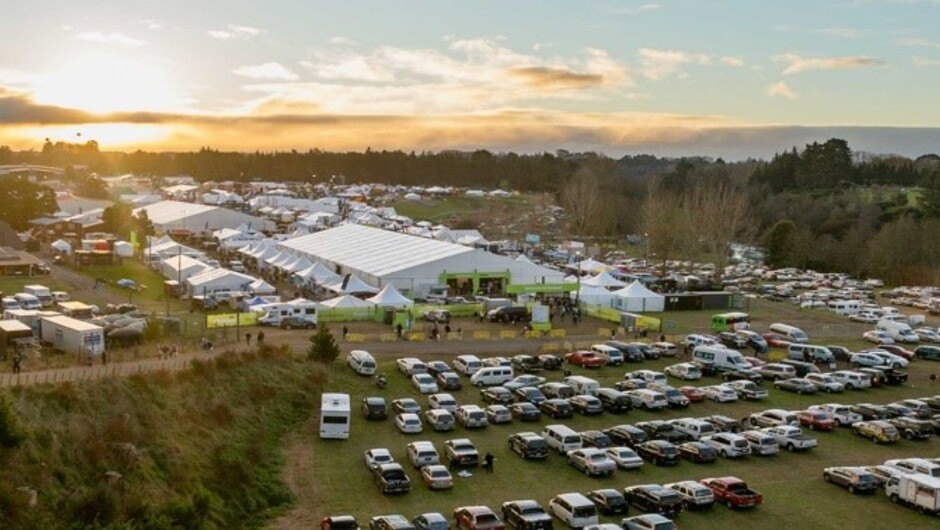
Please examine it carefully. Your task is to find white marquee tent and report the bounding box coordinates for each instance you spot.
[319,294,376,309]
[577,285,616,307]
[612,280,665,312]
[367,284,414,307]
[581,270,627,289]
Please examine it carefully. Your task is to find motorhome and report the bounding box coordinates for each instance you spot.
[39,315,105,357]
[768,323,809,344]
[257,299,319,327]
[828,300,861,316]
[319,393,351,439]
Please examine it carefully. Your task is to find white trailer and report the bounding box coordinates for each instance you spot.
[319,393,350,439]
[39,315,105,357]
[256,299,319,326]
[886,473,940,515]
[23,285,53,308]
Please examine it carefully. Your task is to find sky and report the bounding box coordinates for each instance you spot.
[1,0,940,158]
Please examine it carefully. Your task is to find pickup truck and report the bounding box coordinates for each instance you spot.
[700,476,763,509]
[373,463,412,494]
[761,426,818,451]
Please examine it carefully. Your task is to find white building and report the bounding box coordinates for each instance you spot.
[133,200,273,234]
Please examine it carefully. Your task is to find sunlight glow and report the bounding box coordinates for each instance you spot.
[21,123,173,148]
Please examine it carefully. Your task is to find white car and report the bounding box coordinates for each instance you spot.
[625,369,668,385]
[395,413,423,434]
[849,312,879,323]
[866,350,909,368]
[739,430,780,456]
[808,403,862,426]
[761,425,818,451]
[567,448,616,477]
[455,405,489,429]
[664,362,702,381]
[428,393,458,413]
[829,370,872,390]
[364,448,395,470]
[862,330,894,345]
[850,352,884,367]
[702,385,738,403]
[412,373,439,394]
[914,328,940,343]
[665,480,715,509]
[397,357,428,376]
[406,441,441,468]
[503,374,548,391]
[420,465,454,490]
[604,446,644,470]
[485,404,512,424]
[804,373,844,393]
[702,432,750,458]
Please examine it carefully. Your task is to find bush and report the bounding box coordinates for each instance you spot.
[306,325,340,364]
[0,393,26,449]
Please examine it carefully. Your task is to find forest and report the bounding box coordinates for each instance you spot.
[3,138,940,285]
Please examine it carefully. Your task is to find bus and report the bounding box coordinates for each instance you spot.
[710,312,751,332]
[319,393,351,439]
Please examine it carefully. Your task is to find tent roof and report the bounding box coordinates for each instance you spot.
[327,274,379,295]
[612,280,664,299]
[367,284,414,306]
[581,270,627,289]
[294,261,342,284]
[248,279,276,293]
[319,294,376,308]
[577,257,608,273]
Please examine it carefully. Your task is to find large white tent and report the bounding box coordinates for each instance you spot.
[612,280,665,312]
[186,268,257,295]
[247,279,276,295]
[577,285,616,307]
[581,270,627,289]
[326,274,380,295]
[160,255,214,282]
[319,294,376,309]
[294,262,342,285]
[576,258,608,273]
[367,284,414,307]
[133,200,274,233]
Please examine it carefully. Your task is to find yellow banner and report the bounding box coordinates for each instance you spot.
[206,313,259,329]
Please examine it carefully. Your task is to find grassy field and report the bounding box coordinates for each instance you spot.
[81,261,170,302]
[310,349,940,529]
[0,277,71,298]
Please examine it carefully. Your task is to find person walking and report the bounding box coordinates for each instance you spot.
[483,452,494,473]
[245,332,252,346]
[12,355,21,374]
[257,331,265,345]
[342,326,349,340]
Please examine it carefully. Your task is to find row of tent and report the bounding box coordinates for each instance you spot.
[575,270,666,312]
[238,240,382,296]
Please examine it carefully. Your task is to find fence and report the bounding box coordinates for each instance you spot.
[0,357,192,388]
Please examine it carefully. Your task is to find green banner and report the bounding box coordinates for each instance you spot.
[206,312,259,329]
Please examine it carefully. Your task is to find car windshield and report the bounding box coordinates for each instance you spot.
[476,514,498,524]
[733,440,748,448]
[431,470,449,478]
[590,454,607,461]
[694,489,711,497]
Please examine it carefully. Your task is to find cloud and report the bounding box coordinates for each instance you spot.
[913,56,940,66]
[638,48,711,80]
[720,56,746,67]
[766,81,798,99]
[509,67,604,89]
[208,25,261,40]
[773,53,882,74]
[900,37,940,49]
[818,27,862,38]
[609,3,661,15]
[328,36,358,45]
[233,62,299,81]
[76,32,144,46]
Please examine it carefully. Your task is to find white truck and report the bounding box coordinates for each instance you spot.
[886,473,940,515]
[24,285,54,308]
[876,320,919,344]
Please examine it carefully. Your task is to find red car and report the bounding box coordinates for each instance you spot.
[565,350,608,368]
[454,506,505,530]
[795,410,836,431]
[762,333,791,348]
[743,356,766,368]
[879,345,914,361]
[679,386,706,403]
[700,476,763,509]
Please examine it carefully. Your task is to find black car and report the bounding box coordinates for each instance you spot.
[631,343,660,360]
[635,421,689,443]
[888,417,934,440]
[426,361,453,377]
[678,441,718,463]
[481,386,514,405]
[779,360,821,377]
[436,371,463,391]
[596,388,632,413]
[580,430,613,448]
[515,386,547,406]
[370,515,415,530]
[721,368,764,384]
[703,415,742,433]
[635,440,680,466]
[880,368,909,385]
[851,403,891,421]
[606,341,645,362]
[539,399,573,419]
[501,500,553,530]
[827,345,853,362]
[510,402,542,422]
[694,361,720,377]
[922,395,940,413]
[278,316,316,329]
[362,397,388,420]
[508,432,549,460]
[605,425,648,448]
[538,354,563,371]
[512,355,543,373]
[587,489,629,516]
[718,332,748,349]
[623,485,683,518]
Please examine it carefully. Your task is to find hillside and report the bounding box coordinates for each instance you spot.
[0,346,324,529]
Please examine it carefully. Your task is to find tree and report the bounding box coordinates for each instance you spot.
[0,394,26,449]
[559,167,604,237]
[641,181,695,271]
[132,210,155,241]
[101,203,134,238]
[307,325,340,364]
[0,177,57,230]
[683,179,755,276]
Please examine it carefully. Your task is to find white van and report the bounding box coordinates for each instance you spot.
[346,350,377,376]
[561,375,600,397]
[470,366,513,387]
[787,344,835,363]
[453,355,483,376]
[548,493,598,529]
[672,418,716,441]
[768,323,809,343]
[13,294,41,311]
[542,424,583,454]
[692,346,751,371]
[829,299,861,316]
[876,320,919,343]
[590,344,624,366]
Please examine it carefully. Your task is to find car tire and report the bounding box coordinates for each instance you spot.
[848,485,856,494]
[284,324,293,330]
[725,499,734,509]
[824,473,830,482]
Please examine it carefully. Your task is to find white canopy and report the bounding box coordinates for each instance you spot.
[326,274,380,295]
[51,239,72,254]
[577,285,616,307]
[612,280,665,312]
[247,279,276,295]
[367,284,414,307]
[319,294,376,309]
[577,257,608,273]
[282,256,313,274]
[294,262,342,285]
[582,270,627,289]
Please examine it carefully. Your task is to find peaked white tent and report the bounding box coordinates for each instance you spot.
[282,256,313,274]
[319,294,376,309]
[326,274,380,295]
[612,280,665,312]
[294,262,342,285]
[577,285,616,307]
[247,279,276,295]
[582,270,627,289]
[577,258,608,273]
[515,254,534,265]
[367,284,414,307]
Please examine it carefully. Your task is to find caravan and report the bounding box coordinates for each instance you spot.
[319,393,351,439]
[257,299,319,327]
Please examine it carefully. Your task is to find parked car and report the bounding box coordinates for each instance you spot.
[501,500,553,530]
[278,316,317,329]
[888,416,935,440]
[753,363,796,381]
[773,377,818,395]
[509,432,550,460]
[567,448,617,477]
[703,415,743,433]
[852,420,900,444]
[622,485,683,518]
[511,355,543,374]
[604,425,648,448]
[823,466,879,494]
[635,420,689,443]
[720,367,764,383]
[809,403,862,427]
[648,385,690,409]
[830,370,872,390]
[619,515,675,530]
[635,440,680,466]
[665,480,715,510]
[420,465,453,490]
[481,387,514,405]
[664,363,702,381]
[747,409,799,428]
[362,397,388,420]
[566,350,608,368]
[915,345,940,360]
[702,385,738,403]
[677,441,718,463]
[850,352,885,367]
[392,398,422,415]
[397,358,428,376]
[370,515,415,530]
[739,430,779,456]
[486,405,512,425]
[425,409,456,432]
[678,386,706,403]
[570,395,604,415]
[505,375,548,392]
[445,439,480,467]
[373,463,412,494]
[863,330,894,345]
[365,448,395,470]
[851,403,891,421]
[437,372,463,391]
[413,373,440,394]
[725,380,768,400]
[456,405,489,429]
[539,382,575,400]
[795,410,836,431]
[699,477,762,509]
[804,373,844,393]
[323,515,360,530]
[540,399,574,419]
[761,425,817,452]
[580,430,612,449]
[510,402,542,422]
[428,393,458,413]
[604,446,644,470]
[702,433,750,458]
[586,489,628,516]
[538,355,563,370]
[395,413,423,434]
[423,309,451,323]
[454,506,505,530]
[413,513,450,530]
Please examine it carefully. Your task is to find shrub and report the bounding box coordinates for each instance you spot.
[306,325,340,364]
[0,393,26,449]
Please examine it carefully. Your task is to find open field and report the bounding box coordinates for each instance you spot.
[81,261,171,303]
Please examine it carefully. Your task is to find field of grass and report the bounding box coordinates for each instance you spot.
[311,350,940,529]
[391,196,531,224]
[0,277,71,298]
[0,347,325,528]
[82,261,171,303]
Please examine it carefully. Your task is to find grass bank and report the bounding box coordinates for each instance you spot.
[0,346,326,529]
